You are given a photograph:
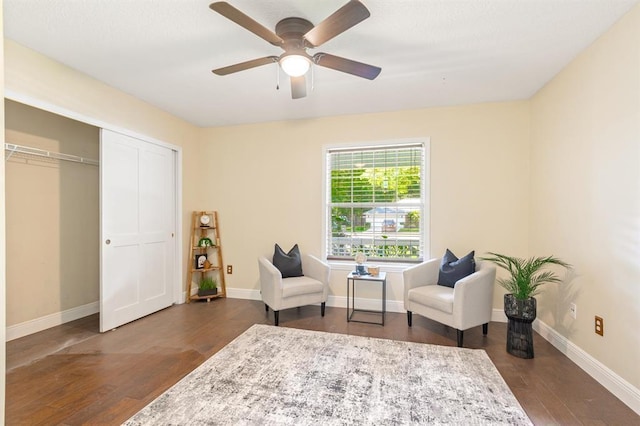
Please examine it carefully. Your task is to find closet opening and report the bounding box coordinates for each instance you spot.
[5,99,100,341]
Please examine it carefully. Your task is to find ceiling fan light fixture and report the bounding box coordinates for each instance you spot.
[279,53,311,77]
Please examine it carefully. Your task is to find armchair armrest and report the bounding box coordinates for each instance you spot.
[258,257,283,309]
[452,262,497,329]
[303,254,330,285]
[403,258,441,304]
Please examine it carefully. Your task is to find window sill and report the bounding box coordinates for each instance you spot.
[328,260,417,274]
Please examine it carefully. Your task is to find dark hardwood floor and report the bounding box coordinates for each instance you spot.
[6,298,639,425]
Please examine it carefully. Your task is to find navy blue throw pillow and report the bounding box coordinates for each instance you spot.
[273,243,304,278]
[437,249,475,288]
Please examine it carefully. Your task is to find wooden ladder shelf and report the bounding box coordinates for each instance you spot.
[186,211,227,303]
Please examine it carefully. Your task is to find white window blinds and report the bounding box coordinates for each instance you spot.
[326,143,425,262]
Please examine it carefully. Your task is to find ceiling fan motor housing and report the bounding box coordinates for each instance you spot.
[276,17,314,51]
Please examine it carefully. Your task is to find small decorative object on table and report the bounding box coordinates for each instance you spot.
[354,252,368,275]
[368,265,380,276]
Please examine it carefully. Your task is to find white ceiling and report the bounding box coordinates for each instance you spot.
[4,0,638,128]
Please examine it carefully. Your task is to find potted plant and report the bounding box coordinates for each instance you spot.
[198,276,218,297]
[481,252,570,358]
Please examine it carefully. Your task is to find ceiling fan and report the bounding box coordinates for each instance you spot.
[209,1,382,99]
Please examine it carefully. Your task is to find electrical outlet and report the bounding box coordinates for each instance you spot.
[569,303,577,319]
[227,265,233,274]
[595,316,604,336]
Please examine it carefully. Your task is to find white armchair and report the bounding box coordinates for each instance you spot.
[403,258,496,347]
[258,254,330,326]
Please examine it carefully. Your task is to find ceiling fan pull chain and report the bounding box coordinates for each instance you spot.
[311,65,315,92]
[276,65,280,90]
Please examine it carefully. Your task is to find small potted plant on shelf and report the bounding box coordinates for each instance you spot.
[198,276,218,297]
[198,237,214,247]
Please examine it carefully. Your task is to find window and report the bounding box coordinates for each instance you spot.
[326,142,427,262]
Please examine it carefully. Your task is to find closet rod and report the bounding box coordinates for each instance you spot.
[4,143,99,166]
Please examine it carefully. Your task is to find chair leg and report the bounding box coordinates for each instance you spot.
[483,323,488,335]
[407,311,412,327]
[274,311,279,326]
[265,304,269,312]
[321,302,326,317]
[457,329,464,347]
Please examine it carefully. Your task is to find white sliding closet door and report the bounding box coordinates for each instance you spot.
[100,129,176,332]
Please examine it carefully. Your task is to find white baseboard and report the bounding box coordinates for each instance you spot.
[226,287,261,300]
[534,319,640,415]
[327,295,405,313]
[225,288,405,312]
[6,301,100,341]
[226,289,507,319]
[492,308,508,323]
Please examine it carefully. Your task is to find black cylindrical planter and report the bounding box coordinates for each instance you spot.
[504,294,536,359]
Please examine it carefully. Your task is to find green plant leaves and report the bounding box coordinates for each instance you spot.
[199,276,217,290]
[481,252,570,300]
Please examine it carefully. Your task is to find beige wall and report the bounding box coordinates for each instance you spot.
[4,40,202,312]
[201,102,531,304]
[5,100,99,325]
[530,5,640,389]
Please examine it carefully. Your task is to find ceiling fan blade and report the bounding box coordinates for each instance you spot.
[313,53,381,80]
[291,75,307,99]
[210,2,283,47]
[303,0,370,47]
[212,56,278,75]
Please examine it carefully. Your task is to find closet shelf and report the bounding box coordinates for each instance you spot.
[5,143,99,166]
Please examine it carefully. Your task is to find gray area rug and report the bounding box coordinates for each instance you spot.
[125,324,532,425]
